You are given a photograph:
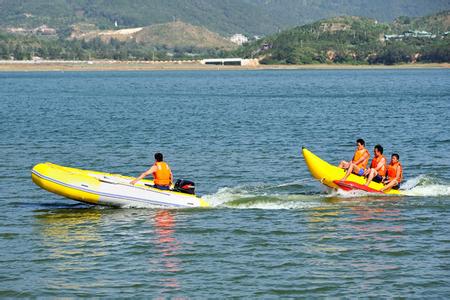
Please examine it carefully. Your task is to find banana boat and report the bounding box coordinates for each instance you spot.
[31,163,210,208]
[302,147,401,195]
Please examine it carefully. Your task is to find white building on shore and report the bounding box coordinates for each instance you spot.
[230,34,249,45]
[200,58,259,66]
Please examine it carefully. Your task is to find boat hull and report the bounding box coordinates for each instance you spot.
[32,163,210,208]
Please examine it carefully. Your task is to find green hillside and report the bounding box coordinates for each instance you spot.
[0,28,231,61]
[0,0,274,35]
[134,21,236,50]
[1,9,448,64]
[246,0,450,31]
[391,10,450,33]
[0,20,235,61]
[69,21,236,50]
[234,12,450,65]
[0,0,449,36]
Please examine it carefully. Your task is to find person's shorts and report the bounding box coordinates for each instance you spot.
[392,184,400,190]
[357,168,365,176]
[154,184,170,190]
[373,175,384,183]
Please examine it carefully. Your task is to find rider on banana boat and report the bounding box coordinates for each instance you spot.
[339,138,370,181]
[380,153,403,192]
[364,144,387,186]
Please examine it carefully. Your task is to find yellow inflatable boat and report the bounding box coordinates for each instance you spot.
[32,163,210,208]
[302,147,401,195]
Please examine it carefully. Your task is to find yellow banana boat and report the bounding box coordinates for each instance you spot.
[302,147,401,195]
[32,162,210,208]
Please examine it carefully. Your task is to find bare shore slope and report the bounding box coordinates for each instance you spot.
[0,60,448,72]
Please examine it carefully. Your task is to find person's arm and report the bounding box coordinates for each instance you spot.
[353,152,369,165]
[381,179,397,192]
[375,157,386,172]
[395,164,402,183]
[169,167,173,185]
[381,164,402,191]
[130,165,156,185]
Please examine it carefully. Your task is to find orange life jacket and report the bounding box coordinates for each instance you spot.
[387,162,403,182]
[353,148,370,169]
[153,161,171,186]
[370,154,387,176]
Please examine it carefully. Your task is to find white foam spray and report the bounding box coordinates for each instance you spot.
[401,175,450,197]
[202,181,326,209]
[203,175,450,209]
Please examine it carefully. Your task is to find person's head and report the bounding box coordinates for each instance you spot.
[391,153,399,163]
[154,152,163,162]
[374,144,383,156]
[356,138,365,149]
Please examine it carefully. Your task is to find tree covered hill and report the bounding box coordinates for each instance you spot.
[1,9,448,64]
[247,0,450,33]
[70,21,236,50]
[391,10,450,33]
[134,21,236,50]
[234,11,450,65]
[1,0,449,36]
[0,21,235,61]
[0,0,275,36]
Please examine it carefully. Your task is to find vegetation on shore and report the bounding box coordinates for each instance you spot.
[0,24,230,61]
[234,12,450,65]
[1,11,449,65]
[1,0,449,36]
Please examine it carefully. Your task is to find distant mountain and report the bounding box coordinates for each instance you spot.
[1,0,449,36]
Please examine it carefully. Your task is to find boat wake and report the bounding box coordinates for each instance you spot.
[203,180,327,209]
[328,189,387,198]
[401,175,450,197]
[37,176,450,210]
[203,175,450,209]
[320,175,450,199]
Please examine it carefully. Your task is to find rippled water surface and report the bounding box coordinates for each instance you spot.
[1,69,449,297]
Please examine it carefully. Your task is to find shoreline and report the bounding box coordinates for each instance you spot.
[0,60,448,72]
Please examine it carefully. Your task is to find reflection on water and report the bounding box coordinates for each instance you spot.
[347,205,404,238]
[34,209,106,290]
[306,202,404,260]
[150,210,182,294]
[347,205,404,279]
[36,209,105,256]
[308,206,341,223]
[35,208,185,294]
[34,208,186,294]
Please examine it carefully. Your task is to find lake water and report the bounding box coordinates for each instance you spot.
[1,69,449,297]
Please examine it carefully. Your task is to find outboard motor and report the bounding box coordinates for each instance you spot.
[173,179,195,195]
